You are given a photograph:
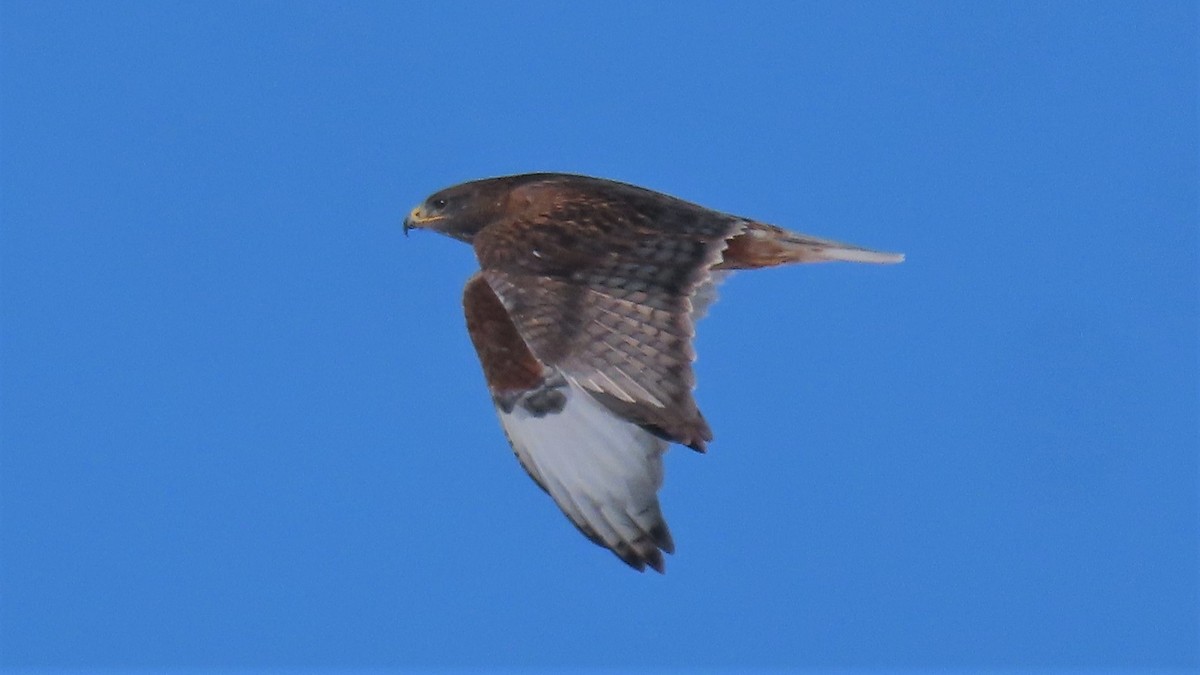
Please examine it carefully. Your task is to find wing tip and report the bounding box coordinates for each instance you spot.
[613,518,674,574]
[617,546,669,574]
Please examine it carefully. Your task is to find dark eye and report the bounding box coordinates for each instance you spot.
[431,198,448,210]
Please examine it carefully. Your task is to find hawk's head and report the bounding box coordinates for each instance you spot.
[404,175,532,243]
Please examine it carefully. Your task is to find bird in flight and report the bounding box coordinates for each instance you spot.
[404,173,902,573]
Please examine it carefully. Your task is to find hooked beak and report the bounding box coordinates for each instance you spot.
[402,207,419,238]
[403,205,444,238]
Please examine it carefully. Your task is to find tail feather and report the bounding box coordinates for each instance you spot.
[716,221,904,269]
[787,234,906,264]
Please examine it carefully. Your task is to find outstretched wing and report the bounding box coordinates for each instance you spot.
[472,176,745,451]
[462,273,675,572]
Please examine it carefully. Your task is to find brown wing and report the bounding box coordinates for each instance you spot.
[462,273,675,572]
[472,176,745,451]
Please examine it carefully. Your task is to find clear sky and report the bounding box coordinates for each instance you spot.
[2,0,1196,670]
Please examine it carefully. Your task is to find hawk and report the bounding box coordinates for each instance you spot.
[403,173,902,572]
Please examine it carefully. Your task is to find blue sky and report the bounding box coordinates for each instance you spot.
[1,0,1196,670]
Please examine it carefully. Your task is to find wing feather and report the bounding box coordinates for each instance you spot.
[463,273,675,572]
[494,379,673,572]
[473,177,746,451]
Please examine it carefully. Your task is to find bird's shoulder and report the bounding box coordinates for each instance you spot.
[472,175,742,277]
